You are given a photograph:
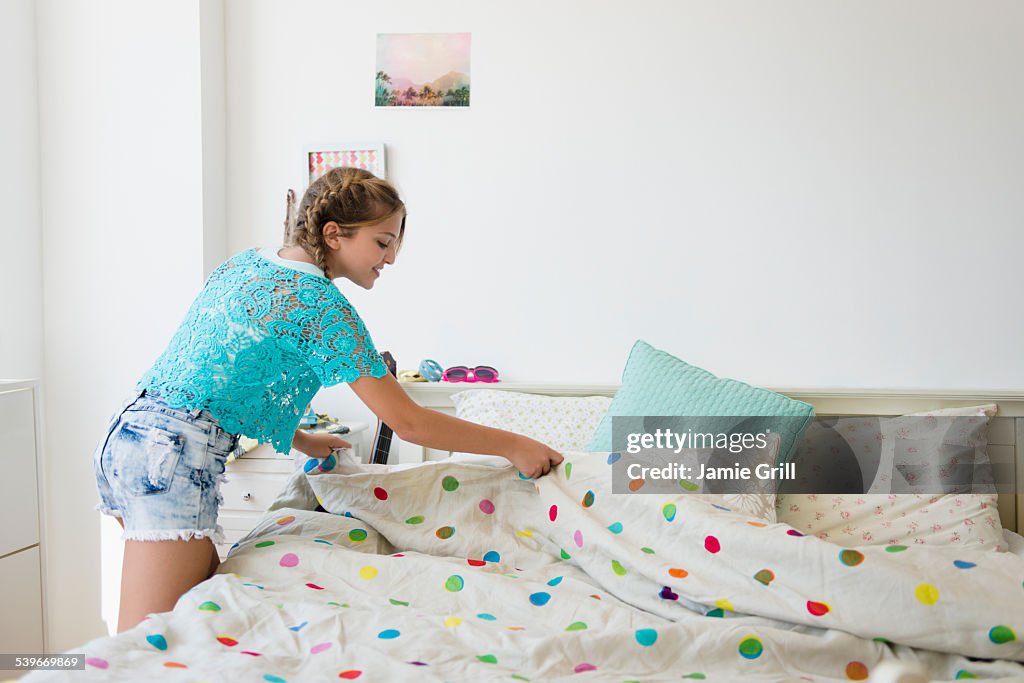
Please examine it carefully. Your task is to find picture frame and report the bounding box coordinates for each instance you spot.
[304,142,387,186]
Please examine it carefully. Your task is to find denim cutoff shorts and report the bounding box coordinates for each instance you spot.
[93,389,239,543]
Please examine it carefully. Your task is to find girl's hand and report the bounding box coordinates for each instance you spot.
[505,438,564,479]
[294,430,353,459]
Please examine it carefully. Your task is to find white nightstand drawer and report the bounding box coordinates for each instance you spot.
[220,472,289,513]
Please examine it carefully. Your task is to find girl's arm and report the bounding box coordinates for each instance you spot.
[292,429,352,459]
[349,373,564,478]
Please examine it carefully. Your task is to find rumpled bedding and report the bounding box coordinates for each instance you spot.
[28,452,1024,682]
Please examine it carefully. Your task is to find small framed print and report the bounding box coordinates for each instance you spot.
[305,143,387,184]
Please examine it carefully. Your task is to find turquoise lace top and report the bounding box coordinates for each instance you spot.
[138,248,387,453]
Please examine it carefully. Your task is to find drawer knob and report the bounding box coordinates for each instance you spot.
[242,491,254,501]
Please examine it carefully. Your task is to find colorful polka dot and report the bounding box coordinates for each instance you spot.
[216,635,238,647]
[319,453,337,471]
[668,568,688,579]
[255,540,275,548]
[445,575,465,592]
[477,613,496,620]
[549,505,558,521]
[641,547,655,554]
[444,616,463,627]
[704,536,721,553]
[566,621,588,631]
[679,479,700,492]
[373,487,388,500]
[348,529,368,543]
[953,560,976,569]
[845,661,869,680]
[715,599,735,612]
[608,522,623,534]
[146,634,168,651]
[85,657,109,669]
[565,462,573,479]
[582,490,595,507]
[275,515,295,525]
[838,550,864,567]
[263,676,285,683]
[338,671,362,679]
[479,499,495,514]
[279,553,299,568]
[885,545,908,553]
[477,654,498,664]
[306,583,324,590]
[807,601,831,616]
[303,458,318,473]
[635,628,658,646]
[915,583,940,605]
[662,503,677,522]
[754,569,775,586]
[660,586,679,600]
[529,592,551,606]
[164,662,187,669]
[560,549,572,560]
[989,625,1016,644]
[359,566,378,580]
[442,476,460,492]
[389,598,409,606]
[310,642,331,654]
[955,671,978,679]
[607,453,621,464]
[738,636,763,659]
[405,515,424,524]
[786,529,805,537]
[574,663,597,673]
[611,560,627,576]
[436,526,455,539]
[628,478,645,492]
[467,558,486,567]
[483,550,501,562]
[573,530,584,547]
[378,629,400,639]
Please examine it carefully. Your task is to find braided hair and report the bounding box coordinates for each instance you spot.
[284,167,405,279]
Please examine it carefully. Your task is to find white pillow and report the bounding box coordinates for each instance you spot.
[449,390,612,462]
[777,404,1005,551]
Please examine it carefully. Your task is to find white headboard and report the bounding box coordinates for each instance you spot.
[399,383,1024,533]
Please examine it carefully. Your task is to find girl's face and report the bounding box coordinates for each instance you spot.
[324,212,404,289]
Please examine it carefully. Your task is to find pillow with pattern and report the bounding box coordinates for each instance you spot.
[450,389,612,457]
[777,404,1005,551]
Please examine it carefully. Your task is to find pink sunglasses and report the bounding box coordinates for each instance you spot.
[442,365,500,383]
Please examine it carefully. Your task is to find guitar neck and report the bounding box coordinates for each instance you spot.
[370,423,394,465]
[370,350,398,464]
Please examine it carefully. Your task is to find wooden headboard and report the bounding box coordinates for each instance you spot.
[399,383,1024,533]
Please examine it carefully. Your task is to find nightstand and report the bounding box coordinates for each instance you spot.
[215,422,369,559]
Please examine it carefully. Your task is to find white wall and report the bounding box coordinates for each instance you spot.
[36,0,217,651]
[224,0,1024,448]
[0,0,43,380]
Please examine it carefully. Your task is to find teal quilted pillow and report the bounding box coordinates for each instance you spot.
[586,340,815,463]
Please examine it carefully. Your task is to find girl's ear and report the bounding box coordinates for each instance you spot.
[322,221,343,248]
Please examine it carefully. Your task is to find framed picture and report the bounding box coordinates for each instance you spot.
[375,33,471,107]
[304,143,387,185]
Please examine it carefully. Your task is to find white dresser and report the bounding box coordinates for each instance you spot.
[215,423,368,559]
[0,380,48,667]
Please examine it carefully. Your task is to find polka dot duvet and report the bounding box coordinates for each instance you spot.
[30,452,1024,682]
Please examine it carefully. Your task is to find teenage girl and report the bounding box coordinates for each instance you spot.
[92,167,563,633]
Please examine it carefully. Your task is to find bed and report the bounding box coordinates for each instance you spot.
[27,383,1024,682]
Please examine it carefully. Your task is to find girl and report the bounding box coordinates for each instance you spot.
[92,166,563,633]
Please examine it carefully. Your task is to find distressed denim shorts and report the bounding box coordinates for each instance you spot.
[93,389,239,543]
